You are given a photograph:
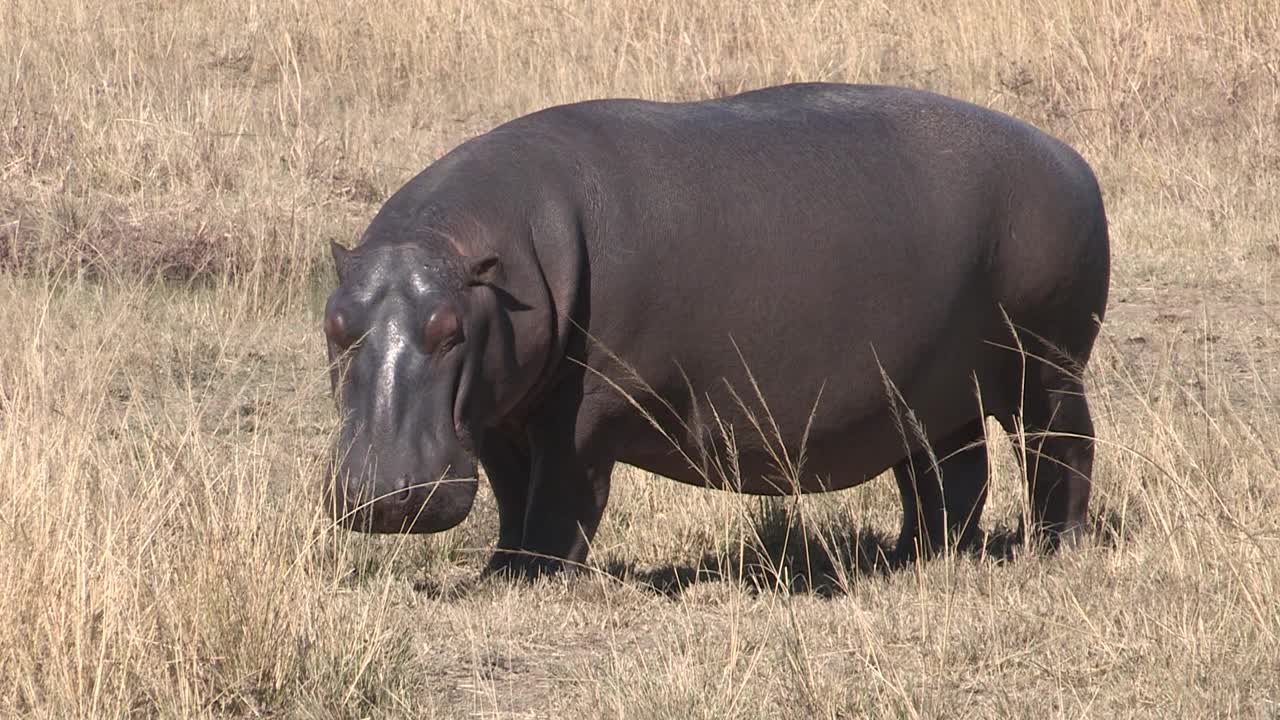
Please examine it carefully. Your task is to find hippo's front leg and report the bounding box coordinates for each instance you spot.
[483,399,614,579]
[509,456,613,577]
[478,430,532,575]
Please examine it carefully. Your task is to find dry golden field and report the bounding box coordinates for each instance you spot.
[2,0,1279,717]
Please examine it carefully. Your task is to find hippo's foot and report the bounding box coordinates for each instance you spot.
[893,520,987,565]
[1001,354,1096,556]
[1017,516,1089,554]
[893,420,990,563]
[481,549,579,581]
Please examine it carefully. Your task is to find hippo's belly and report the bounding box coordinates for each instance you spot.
[615,409,922,494]
[587,299,1002,495]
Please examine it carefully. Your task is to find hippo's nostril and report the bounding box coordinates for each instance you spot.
[391,475,415,506]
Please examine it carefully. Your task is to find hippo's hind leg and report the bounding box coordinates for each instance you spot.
[999,356,1095,551]
[893,419,990,561]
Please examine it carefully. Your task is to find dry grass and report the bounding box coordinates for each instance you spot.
[2,0,1279,717]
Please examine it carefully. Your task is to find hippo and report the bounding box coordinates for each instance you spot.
[322,82,1110,576]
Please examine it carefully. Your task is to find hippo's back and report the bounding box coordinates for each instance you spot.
[491,83,1110,490]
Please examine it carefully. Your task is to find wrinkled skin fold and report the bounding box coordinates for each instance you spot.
[322,82,1111,577]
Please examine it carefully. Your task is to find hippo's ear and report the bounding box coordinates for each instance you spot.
[466,253,501,287]
[330,241,351,282]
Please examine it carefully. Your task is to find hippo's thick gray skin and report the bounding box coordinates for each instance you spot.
[323,82,1110,576]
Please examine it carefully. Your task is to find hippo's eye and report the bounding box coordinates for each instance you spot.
[423,306,463,354]
[324,310,356,350]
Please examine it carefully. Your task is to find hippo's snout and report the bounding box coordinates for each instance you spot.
[328,464,479,534]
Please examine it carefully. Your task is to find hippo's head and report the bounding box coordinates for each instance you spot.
[322,238,504,533]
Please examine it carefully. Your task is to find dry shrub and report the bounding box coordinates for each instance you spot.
[1,0,1277,287]
[0,276,431,717]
